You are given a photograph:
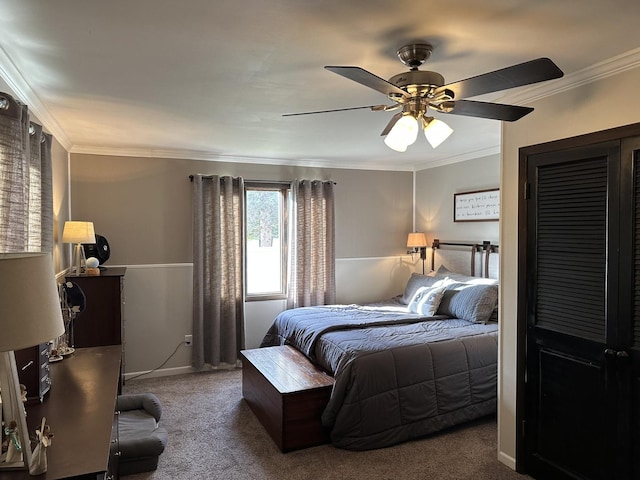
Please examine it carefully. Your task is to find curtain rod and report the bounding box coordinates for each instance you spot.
[188,175,336,185]
[0,92,21,120]
[188,175,290,185]
[0,92,45,134]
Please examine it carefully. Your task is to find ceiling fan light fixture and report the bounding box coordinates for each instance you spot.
[384,114,418,152]
[423,117,453,148]
[384,136,408,152]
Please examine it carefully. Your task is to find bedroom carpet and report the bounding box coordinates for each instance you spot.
[123,369,532,480]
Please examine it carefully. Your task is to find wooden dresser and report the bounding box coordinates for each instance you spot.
[14,343,51,404]
[0,346,122,480]
[65,267,126,348]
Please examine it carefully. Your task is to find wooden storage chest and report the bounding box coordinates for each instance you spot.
[240,346,334,452]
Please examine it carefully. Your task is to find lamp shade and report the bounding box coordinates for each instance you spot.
[407,232,427,248]
[424,118,453,148]
[0,253,65,352]
[384,114,419,152]
[62,221,96,244]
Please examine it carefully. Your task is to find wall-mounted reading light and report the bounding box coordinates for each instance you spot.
[407,232,428,274]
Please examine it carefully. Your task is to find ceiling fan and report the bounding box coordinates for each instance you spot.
[284,43,564,152]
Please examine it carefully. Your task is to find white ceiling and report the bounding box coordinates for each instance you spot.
[1,0,640,171]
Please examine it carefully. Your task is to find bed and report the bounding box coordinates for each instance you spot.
[260,245,500,451]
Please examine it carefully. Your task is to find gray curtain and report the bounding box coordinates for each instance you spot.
[287,179,336,308]
[192,174,245,368]
[0,92,53,253]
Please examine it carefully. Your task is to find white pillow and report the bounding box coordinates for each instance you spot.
[408,284,447,316]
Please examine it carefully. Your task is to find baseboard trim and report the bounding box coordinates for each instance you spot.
[498,450,516,470]
[124,365,194,381]
[124,363,241,382]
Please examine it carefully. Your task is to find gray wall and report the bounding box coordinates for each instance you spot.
[415,154,500,246]
[69,154,413,263]
[51,138,71,273]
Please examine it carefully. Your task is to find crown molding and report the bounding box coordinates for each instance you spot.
[0,46,73,151]
[412,145,501,171]
[69,145,415,172]
[500,46,640,105]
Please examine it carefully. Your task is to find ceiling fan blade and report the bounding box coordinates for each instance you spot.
[283,105,389,117]
[325,66,409,99]
[441,99,534,122]
[435,58,563,100]
[380,112,403,136]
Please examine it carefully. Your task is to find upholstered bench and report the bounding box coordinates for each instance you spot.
[116,393,168,475]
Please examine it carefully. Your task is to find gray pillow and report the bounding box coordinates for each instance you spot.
[437,283,498,323]
[400,273,440,304]
[434,282,467,316]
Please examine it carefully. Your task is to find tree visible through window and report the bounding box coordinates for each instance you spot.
[245,184,288,298]
[247,190,278,248]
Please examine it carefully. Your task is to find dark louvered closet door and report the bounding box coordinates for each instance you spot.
[534,157,607,341]
[626,141,640,480]
[524,141,620,480]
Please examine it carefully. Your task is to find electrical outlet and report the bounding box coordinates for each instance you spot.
[184,334,192,346]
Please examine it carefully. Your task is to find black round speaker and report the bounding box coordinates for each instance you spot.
[83,234,110,265]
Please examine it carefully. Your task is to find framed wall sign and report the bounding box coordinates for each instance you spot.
[454,188,500,222]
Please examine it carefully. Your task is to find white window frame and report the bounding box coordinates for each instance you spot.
[244,182,290,301]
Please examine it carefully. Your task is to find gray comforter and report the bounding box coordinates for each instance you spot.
[261,303,498,450]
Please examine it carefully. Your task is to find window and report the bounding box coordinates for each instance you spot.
[245,183,289,300]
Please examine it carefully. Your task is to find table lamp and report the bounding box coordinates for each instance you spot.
[62,221,96,275]
[0,253,65,470]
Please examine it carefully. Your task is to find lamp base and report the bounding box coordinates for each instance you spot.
[0,351,32,470]
[72,243,86,275]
